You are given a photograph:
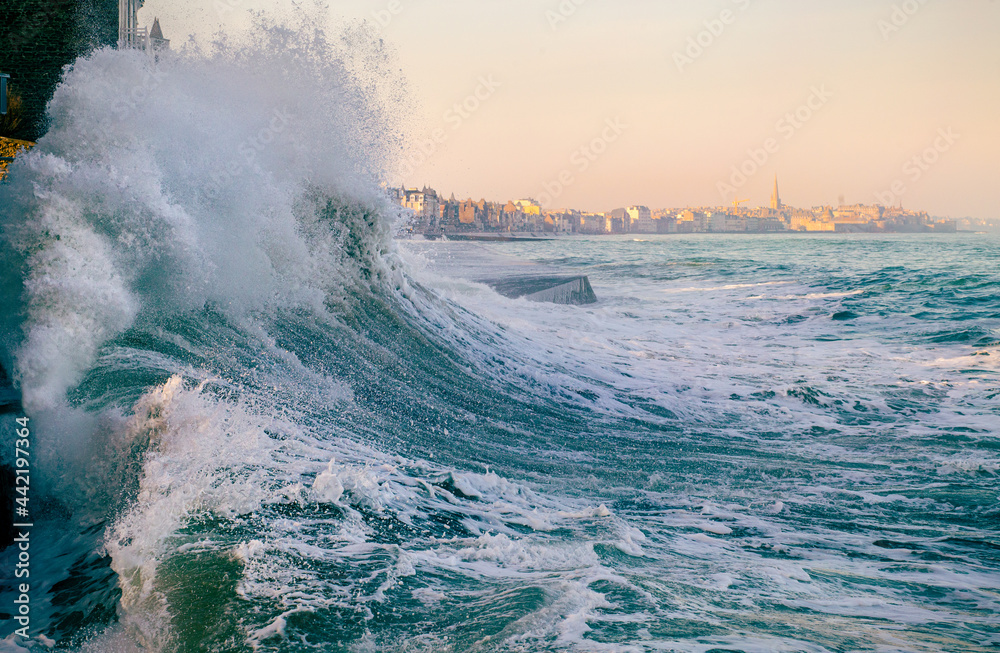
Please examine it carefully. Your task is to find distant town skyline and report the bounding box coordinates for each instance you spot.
[140,1,1000,219]
[389,182,987,238]
[394,174,922,216]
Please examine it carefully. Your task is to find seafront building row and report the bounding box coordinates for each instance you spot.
[391,180,959,236]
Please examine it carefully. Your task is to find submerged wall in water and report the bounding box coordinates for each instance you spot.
[485,275,598,305]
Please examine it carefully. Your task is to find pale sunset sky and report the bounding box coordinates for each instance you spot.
[140,1,999,217]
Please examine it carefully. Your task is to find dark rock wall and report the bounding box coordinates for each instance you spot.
[0,0,120,140]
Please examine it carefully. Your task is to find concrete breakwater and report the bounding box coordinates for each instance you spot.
[400,241,599,306]
[484,275,597,305]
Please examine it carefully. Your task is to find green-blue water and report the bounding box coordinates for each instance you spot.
[0,33,997,653]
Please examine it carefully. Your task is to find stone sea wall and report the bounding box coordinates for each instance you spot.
[0,0,119,140]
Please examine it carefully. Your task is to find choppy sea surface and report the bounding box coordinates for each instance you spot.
[396,233,1000,653]
[0,21,998,653]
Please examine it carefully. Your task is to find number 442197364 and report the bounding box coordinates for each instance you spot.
[15,416,30,516]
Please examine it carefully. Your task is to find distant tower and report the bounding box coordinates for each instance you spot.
[149,18,170,53]
[770,175,782,211]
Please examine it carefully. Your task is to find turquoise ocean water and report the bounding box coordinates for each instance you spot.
[0,27,998,653]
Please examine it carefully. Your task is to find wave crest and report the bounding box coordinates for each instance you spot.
[0,15,408,412]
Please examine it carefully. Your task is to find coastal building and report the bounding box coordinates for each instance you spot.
[757,217,786,232]
[607,208,630,233]
[476,199,490,226]
[653,210,677,233]
[877,207,948,232]
[579,213,608,234]
[149,18,170,53]
[542,211,568,233]
[728,214,758,232]
[708,212,728,232]
[439,194,460,227]
[676,209,707,233]
[627,206,655,233]
[834,204,883,223]
[791,214,834,232]
[824,205,882,232]
[119,0,141,49]
[502,200,530,230]
[458,199,479,226]
[402,187,440,227]
[118,1,170,59]
[545,209,582,233]
[516,199,542,216]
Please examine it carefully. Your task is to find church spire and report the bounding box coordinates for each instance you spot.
[770,174,782,210]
